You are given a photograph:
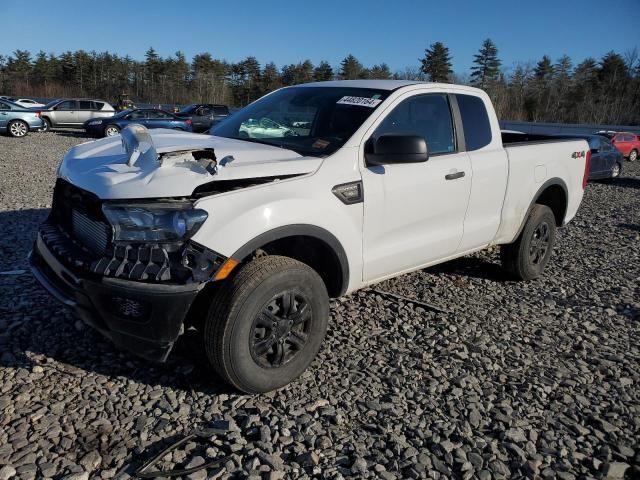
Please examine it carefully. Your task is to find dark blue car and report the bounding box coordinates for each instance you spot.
[84,108,193,137]
[578,135,624,181]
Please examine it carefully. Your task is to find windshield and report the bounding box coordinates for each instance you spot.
[212,86,390,156]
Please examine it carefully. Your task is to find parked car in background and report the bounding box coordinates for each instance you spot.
[39,98,115,131]
[578,135,624,180]
[238,117,297,138]
[595,130,616,139]
[610,132,639,162]
[176,104,229,132]
[84,108,193,137]
[10,98,46,108]
[0,99,44,137]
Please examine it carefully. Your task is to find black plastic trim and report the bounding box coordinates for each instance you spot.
[231,224,350,297]
[448,94,466,152]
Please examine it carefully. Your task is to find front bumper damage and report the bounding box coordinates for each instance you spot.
[30,216,225,362]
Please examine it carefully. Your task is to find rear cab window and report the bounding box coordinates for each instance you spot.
[456,94,492,151]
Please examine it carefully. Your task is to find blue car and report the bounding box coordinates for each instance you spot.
[576,135,624,181]
[0,99,45,137]
[84,108,193,137]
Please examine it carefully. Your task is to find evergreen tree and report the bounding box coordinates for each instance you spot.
[313,61,334,81]
[470,39,501,88]
[534,55,554,82]
[369,63,391,79]
[420,42,452,82]
[339,54,364,80]
[261,62,281,93]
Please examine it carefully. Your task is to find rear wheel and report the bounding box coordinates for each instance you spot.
[204,255,329,393]
[103,124,120,137]
[500,204,557,281]
[629,149,638,162]
[8,120,28,138]
[611,162,622,178]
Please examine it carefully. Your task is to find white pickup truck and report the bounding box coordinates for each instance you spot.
[30,80,590,393]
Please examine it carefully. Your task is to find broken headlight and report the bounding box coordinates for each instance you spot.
[103,203,208,243]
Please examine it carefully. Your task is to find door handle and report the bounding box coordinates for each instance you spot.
[445,171,465,180]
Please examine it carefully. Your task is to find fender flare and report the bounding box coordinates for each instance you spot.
[230,224,350,297]
[513,178,569,239]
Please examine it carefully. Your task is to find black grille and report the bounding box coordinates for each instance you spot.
[51,179,111,255]
[72,210,109,255]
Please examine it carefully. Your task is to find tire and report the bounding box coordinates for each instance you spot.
[500,204,557,281]
[8,120,28,138]
[204,255,329,393]
[103,124,120,137]
[41,117,51,132]
[629,149,638,162]
[611,162,622,179]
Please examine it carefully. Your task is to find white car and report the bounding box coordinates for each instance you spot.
[11,98,46,109]
[31,80,589,393]
[238,117,297,138]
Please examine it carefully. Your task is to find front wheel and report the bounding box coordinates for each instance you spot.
[41,117,51,132]
[103,124,120,137]
[629,149,638,162]
[500,204,557,281]
[8,120,28,137]
[204,256,329,393]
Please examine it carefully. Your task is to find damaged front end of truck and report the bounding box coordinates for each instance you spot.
[29,124,320,361]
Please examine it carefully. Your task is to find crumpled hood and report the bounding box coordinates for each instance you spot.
[58,129,323,199]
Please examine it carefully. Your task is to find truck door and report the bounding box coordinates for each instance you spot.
[454,94,509,251]
[193,107,212,132]
[361,93,472,282]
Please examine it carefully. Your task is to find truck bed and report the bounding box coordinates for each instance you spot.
[492,134,589,245]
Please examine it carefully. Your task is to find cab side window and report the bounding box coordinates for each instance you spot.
[456,94,492,150]
[373,94,456,155]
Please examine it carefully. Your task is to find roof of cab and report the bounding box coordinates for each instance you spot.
[296,80,421,90]
[295,79,487,96]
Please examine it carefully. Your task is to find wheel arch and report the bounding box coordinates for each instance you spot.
[230,224,350,298]
[513,178,568,240]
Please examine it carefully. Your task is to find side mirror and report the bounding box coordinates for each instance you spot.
[365,135,429,166]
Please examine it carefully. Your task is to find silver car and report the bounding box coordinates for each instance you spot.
[40,98,115,131]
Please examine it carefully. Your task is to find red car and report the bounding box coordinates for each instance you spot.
[610,132,639,162]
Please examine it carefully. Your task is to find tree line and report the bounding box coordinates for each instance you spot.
[1,41,639,124]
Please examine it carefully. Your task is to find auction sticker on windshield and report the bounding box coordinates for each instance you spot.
[337,96,382,107]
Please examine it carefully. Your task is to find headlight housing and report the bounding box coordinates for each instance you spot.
[103,203,208,243]
[88,119,103,126]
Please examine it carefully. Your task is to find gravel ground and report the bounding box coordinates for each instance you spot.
[0,131,638,480]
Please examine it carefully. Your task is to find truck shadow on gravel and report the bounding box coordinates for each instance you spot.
[0,208,235,395]
[427,255,509,282]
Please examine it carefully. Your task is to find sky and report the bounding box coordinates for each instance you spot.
[1,0,638,74]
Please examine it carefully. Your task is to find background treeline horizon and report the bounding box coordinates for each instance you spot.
[1,39,639,125]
